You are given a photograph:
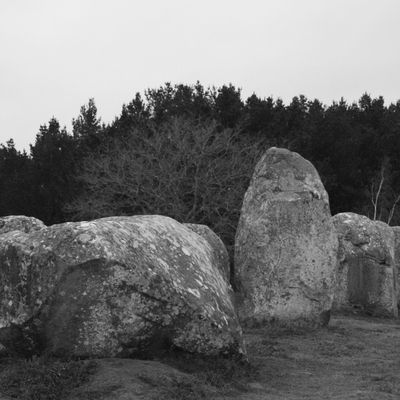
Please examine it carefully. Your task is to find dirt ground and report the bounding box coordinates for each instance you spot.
[239,314,400,400]
[69,315,400,400]
[1,314,400,399]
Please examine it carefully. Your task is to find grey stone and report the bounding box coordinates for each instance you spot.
[0,215,45,235]
[184,223,230,281]
[235,147,338,327]
[0,215,245,358]
[333,212,398,317]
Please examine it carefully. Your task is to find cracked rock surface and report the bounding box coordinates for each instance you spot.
[235,147,338,328]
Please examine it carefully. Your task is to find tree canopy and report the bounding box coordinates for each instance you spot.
[2,82,400,255]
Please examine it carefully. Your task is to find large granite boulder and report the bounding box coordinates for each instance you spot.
[332,213,398,317]
[0,216,45,235]
[235,147,338,327]
[0,215,245,359]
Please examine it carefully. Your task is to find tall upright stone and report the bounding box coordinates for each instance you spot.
[333,213,398,317]
[235,147,338,327]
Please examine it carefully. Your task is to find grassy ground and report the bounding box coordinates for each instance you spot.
[0,357,97,400]
[1,315,399,399]
[240,315,400,400]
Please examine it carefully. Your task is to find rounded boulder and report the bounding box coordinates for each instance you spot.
[0,215,245,359]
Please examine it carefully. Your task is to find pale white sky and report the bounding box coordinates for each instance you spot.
[1,0,400,151]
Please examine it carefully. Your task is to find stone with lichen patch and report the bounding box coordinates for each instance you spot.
[0,215,245,359]
[184,223,230,281]
[0,215,45,235]
[333,212,398,317]
[235,147,338,328]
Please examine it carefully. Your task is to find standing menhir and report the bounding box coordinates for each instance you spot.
[333,213,398,317]
[235,147,338,327]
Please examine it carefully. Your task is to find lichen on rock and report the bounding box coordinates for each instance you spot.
[0,215,245,359]
[333,212,398,317]
[0,215,45,235]
[235,147,338,327]
[184,223,230,282]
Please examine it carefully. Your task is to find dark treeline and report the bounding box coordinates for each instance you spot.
[2,82,400,254]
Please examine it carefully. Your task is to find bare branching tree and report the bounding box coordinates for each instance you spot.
[65,117,263,250]
[387,193,400,225]
[367,157,400,225]
[370,162,385,221]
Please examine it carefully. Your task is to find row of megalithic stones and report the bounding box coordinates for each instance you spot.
[0,147,398,361]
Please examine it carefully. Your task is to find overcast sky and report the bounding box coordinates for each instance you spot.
[1,0,400,151]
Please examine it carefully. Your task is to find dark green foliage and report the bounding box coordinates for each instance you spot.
[243,94,275,137]
[0,140,34,217]
[213,84,244,128]
[72,98,101,141]
[29,118,78,224]
[145,81,216,123]
[2,83,400,250]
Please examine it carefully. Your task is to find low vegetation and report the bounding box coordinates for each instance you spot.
[138,355,258,400]
[1,315,399,399]
[0,356,97,400]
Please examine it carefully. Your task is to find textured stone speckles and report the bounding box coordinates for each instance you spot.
[0,216,45,235]
[235,147,338,328]
[0,215,244,358]
[333,212,398,317]
[184,223,230,281]
[75,233,92,244]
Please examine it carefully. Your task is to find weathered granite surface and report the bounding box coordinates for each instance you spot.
[0,215,245,358]
[333,212,398,317]
[235,147,338,327]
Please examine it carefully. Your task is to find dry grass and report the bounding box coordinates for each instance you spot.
[0,356,97,400]
[1,315,400,399]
